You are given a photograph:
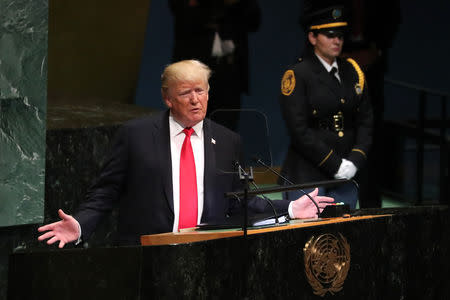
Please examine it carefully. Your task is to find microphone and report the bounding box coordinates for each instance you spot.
[233,160,253,180]
[233,161,281,226]
[254,157,292,185]
[253,157,321,216]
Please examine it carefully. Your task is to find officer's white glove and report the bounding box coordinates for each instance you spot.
[342,159,357,179]
[334,159,358,180]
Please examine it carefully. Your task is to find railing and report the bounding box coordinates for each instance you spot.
[384,78,449,205]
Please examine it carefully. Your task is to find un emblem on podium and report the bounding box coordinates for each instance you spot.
[303,233,350,297]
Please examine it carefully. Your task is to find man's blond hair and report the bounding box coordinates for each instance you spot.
[161,60,211,97]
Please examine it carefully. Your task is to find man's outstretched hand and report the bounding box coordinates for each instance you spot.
[37,209,80,248]
[291,188,335,219]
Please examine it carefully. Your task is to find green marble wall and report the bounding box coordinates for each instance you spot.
[0,0,47,226]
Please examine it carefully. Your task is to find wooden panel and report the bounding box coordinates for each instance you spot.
[140,214,391,246]
[47,0,151,105]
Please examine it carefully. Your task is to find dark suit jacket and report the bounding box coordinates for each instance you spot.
[75,111,288,245]
[279,53,373,184]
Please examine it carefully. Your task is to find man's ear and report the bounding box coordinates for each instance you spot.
[162,91,172,108]
[164,98,172,109]
[308,31,316,46]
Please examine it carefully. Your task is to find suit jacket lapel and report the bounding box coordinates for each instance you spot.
[202,118,216,221]
[154,110,174,214]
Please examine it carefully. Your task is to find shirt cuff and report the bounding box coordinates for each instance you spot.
[288,201,295,219]
[74,220,82,245]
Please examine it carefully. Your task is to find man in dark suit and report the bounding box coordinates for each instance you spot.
[38,60,334,247]
[279,5,373,208]
[169,0,260,131]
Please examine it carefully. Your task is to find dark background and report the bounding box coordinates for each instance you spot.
[135,0,450,165]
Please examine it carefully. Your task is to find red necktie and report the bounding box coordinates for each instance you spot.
[178,127,198,230]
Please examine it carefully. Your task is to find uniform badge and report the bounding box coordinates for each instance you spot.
[332,8,342,19]
[354,83,362,95]
[281,70,296,96]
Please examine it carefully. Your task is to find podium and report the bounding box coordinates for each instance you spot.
[8,206,450,299]
[139,214,384,246]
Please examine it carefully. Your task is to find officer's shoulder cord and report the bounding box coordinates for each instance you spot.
[346,58,365,92]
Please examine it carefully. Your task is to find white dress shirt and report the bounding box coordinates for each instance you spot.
[169,114,205,232]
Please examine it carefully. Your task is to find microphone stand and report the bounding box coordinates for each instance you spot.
[236,165,253,300]
[250,181,280,225]
[237,165,254,239]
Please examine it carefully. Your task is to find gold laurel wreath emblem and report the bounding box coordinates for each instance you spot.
[281,70,296,96]
[303,233,351,297]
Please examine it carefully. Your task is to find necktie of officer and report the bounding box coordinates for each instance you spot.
[179,127,198,230]
[330,67,341,84]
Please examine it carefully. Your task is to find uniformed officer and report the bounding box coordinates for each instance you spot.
[278,5,373,209]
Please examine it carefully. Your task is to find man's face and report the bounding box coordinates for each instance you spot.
[308,31,344,65]
[164,80,209,128]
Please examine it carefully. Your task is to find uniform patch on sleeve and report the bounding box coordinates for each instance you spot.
[281,70,296,96]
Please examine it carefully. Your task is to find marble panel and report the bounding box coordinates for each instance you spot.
[0,102,154,299]
[0,0,48,227]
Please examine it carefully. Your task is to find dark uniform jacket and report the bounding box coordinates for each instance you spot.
[279,52,373,184]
